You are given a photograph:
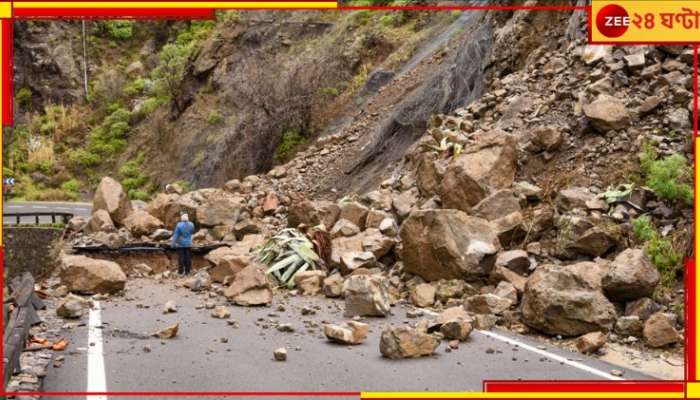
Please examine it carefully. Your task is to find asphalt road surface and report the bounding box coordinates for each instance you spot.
[40,278,653,399]
[3,201,92,225]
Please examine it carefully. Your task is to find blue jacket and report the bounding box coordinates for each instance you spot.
[171,221,195,248]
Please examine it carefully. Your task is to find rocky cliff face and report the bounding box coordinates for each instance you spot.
[7,11,460,200]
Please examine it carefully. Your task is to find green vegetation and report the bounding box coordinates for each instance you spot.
[61,178,80,193]
[631,215,655,242]
[123,78,148,97]
[207,110,223,125]
[103,20,135,40]
[257,228,320,289]
[274,128,307,162]
[119,152,151,200]
[16,87,32,110]
[640,143,693,205]
[319,87,340,97]
[139,96,167,117]
[632,215,682,288]
[86,107,131,157]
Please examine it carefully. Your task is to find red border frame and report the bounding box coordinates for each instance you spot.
[1,1,697,398]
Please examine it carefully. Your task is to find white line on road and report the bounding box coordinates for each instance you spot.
[31,206,49,209]
[55,207,71,210]
[87,301,108,400]
[416,307,622,381]
[476,329,623,381]
[76,208,90,211]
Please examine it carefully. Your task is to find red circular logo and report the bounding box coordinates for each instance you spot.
[596,4,629,38]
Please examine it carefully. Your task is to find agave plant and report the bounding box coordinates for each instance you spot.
[420,137,463,157]
[256,228,320,288]
[597,183,634,204]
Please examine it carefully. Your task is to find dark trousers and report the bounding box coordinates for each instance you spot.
[177,247,192,275]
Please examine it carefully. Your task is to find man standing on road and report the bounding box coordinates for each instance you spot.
[171,213,195,275]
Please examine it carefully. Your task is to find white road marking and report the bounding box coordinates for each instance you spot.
[76,208,90,211]
[476,329,623,381]
[56,207,71,210]
[7,205,21,208]
[87,302,108,399]
[31,205,48,209]
[416,307,622,380]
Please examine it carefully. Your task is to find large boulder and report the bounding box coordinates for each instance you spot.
[554,215,621,258]
[223,264,272,306]
[339,201,369,230]
[521,262,617,336]
[643,312,681,347]
[440,131,517,210]
[343,275,391,317]
[415,152,447,197]
[181,189,243,228]
[399,210,501,281]
[555,187,594,211]
[123,210,164,237]
[471,190,521,221]
[602,248,659,302]
[210,255,251,283]
[287,199,340,229]
[87,209,115,233]
[147,189,243,229]
[464,294,513,315]
[145,193,184,230]
[379,327,440,359]
[583,95,630,132]
[92,177,133,226]
[60,255,126,294]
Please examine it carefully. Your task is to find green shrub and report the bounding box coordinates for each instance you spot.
[644,154,692,205]
[105,20,134,40]
[25,159,54,174]
[67,148,100,168]
[648,236,682,288]
[139,96,167,116]
[631,216,682,288]
[128,189,151,201]
[274,128,307,162]
[16,88,32,110]
[124,78,147,97]
[86,107,131,157]
[207,110,223,125]
[639,143,692,205]
[61,178,80,193]
[119,153,149,197]
[632,216,656,242]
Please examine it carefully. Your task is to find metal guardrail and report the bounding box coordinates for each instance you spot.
[3,273,45,388]
[3,212,74,225]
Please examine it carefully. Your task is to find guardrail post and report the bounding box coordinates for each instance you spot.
[3,273,45,390]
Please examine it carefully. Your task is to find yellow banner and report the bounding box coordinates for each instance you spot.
[591,0,700,43]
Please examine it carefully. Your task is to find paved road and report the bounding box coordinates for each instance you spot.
[3,201,92,224]
[41,278,653,399]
